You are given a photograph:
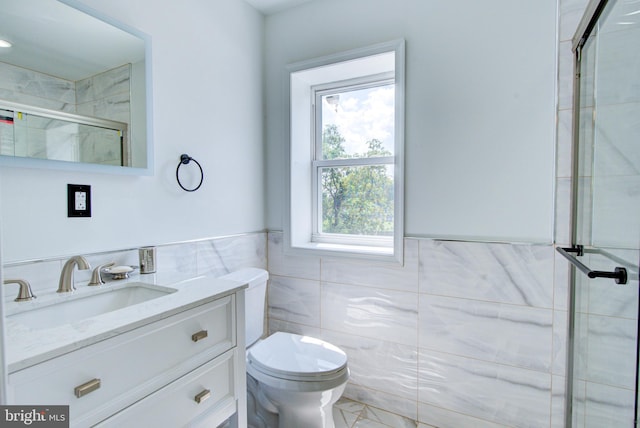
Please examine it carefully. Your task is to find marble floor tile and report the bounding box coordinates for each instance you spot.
[360,406,418,428]
[334,406,361,428]
[352,419,390,428]
[335,397,366,414]
[332,398,418,428]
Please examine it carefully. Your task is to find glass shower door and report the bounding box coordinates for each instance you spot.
[564,0,640,426]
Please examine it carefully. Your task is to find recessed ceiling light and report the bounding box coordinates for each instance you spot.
[0,39,12,48]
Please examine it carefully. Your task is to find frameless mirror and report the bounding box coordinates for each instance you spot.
[0,0,152,174]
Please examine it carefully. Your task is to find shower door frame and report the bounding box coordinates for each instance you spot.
[565,0,640,425]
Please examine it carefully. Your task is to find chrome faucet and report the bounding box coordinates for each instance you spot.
[4,279,36,301]
[57,256,91,293]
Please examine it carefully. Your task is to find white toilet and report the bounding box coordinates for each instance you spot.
[220,268,349,428]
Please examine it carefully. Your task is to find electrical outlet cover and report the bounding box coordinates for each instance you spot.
[67,184,91,217]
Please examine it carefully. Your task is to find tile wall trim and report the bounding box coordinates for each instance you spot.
[3,230,268,267]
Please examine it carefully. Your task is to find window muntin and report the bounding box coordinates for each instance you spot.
[312,77,395,245]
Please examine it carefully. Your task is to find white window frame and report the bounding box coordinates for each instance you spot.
[284,40,405,264]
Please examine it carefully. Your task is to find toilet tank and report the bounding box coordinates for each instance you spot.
[219,268,269,347]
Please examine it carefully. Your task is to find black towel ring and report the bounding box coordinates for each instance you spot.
[176,154,203,192]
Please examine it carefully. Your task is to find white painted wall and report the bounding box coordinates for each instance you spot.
[0,0,265,262]
[265,0,558,243]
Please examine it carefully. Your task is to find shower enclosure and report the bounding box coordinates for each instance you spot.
[561,0,640,426]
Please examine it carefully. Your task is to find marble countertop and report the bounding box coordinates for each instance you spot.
[4,272,246,373]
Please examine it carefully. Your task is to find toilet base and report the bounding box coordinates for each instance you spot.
[247,375,278,428]
[247,373,346,428]
[277,403,338,428]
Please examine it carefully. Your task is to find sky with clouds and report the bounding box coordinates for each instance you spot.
[322,83,395,157]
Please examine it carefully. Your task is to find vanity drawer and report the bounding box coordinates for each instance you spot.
[96,349,237,428]
[8,295,235,427]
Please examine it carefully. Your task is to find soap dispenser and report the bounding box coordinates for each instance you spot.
[139,247,157,274]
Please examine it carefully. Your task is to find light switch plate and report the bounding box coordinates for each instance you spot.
[67,184,91,217]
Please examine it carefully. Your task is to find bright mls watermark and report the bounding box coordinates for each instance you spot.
[0,406,69,427]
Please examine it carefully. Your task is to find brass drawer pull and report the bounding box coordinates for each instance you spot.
[191,330,208,342]
[194,389,211,404]
[74,378,101,398]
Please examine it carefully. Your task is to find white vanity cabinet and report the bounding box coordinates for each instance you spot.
[7,289,247,428]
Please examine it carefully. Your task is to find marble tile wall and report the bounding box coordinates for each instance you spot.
[267,231,568,428]
[76,64,131,125]
[76,64,132,165]
[2,232,267,302]
[0,61,76,112]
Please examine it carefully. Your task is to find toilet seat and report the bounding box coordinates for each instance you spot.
[247,332,348,383]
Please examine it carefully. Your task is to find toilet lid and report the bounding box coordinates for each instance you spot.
[247,332,348,381]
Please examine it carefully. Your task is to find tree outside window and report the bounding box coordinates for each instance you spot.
[320,124,393,236]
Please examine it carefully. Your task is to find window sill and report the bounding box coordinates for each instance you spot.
[287,240,400,263]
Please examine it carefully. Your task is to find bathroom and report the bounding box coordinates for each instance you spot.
[0,0,638,427]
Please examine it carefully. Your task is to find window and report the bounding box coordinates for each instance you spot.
[313,76,395,244]
[286,40,405,262]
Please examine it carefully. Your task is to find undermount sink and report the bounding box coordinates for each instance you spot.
[8,283,177,329]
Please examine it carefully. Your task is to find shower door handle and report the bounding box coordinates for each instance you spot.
[556,246,628,284]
